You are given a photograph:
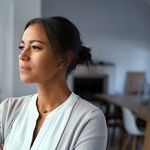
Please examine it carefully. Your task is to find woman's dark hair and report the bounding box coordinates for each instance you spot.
[25,16,93,75]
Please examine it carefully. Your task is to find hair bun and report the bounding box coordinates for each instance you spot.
[78,46,93,65]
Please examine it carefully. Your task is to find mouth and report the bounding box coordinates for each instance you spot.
[20,66,31,72]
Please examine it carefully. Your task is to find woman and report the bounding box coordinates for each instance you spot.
[0,16,107,150]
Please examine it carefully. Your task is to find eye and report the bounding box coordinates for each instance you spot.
[18,45,24,50]
[31,45,42,50]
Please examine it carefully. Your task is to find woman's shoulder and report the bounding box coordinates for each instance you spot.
[0,94,36,142]
[72,94,105,122]
[75,96,102,115]
[0,94,36,114]
[1,94,34,106]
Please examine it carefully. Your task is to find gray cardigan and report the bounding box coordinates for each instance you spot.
[0,94,107,150]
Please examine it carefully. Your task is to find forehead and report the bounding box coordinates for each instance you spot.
[22,24,49,43]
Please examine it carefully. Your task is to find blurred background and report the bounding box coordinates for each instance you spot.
[0,0,150,99]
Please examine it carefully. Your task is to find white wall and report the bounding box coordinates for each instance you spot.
[0,0,14,100]
[0,6,4,100]
[89,38,150,93]
[42,0,150,93]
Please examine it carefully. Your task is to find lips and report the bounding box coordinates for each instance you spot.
[20,65,31,72]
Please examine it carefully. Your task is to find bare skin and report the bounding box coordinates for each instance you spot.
[19,24,71,147]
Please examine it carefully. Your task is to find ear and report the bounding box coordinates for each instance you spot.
[66,50,73,66]
[57,51,73,69]
[57,57,65,69]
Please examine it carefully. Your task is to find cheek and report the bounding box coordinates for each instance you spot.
[34,56,59,74]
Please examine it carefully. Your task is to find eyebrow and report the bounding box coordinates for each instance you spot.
[20,40,45,45]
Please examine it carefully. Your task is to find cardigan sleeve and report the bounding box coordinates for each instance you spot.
[0,99,14,144]
[74,109,107,150]
[0,100,7,144]
[0,96,29,145]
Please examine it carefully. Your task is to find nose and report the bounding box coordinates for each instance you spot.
[19,49,30,61]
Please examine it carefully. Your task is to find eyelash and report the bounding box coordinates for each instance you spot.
[18,45,42,51]
[32,45,42,50]
[19,45,24,50]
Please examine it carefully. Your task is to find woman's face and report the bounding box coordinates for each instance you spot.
[19,24,64,84]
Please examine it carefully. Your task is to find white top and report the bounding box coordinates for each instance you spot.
[3,92,78,150]
[0,92,107,150]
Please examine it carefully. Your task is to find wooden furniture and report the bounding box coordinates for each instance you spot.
[125,72,145,95]
[95,94,150,150]
[101,100,124,147]
[103,72,146,148]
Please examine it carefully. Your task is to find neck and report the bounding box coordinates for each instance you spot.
[36,81,71,113]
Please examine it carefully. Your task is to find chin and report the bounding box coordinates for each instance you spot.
[20,77,35,83]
